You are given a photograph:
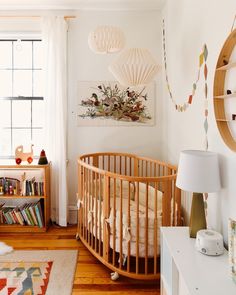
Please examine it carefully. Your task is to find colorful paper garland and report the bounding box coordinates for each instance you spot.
[162,19,209,150]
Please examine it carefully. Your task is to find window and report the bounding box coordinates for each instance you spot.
[0,39,44,158]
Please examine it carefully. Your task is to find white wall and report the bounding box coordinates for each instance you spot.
[67,10,163,212]
[162,0,236,242]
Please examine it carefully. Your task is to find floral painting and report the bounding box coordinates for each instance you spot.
[77,81,155,126]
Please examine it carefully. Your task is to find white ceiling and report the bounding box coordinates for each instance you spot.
[0,0,166,11]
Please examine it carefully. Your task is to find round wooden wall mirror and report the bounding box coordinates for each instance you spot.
[214,29,236,151]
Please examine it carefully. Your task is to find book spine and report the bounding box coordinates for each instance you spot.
[35,203,43,228]
[29,206,38,226]
[15,210,24,226]
[21,208,31,225]
[3,210,12,224]
[25,205,34,226]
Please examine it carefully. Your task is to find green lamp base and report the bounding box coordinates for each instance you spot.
[189,192,207,238]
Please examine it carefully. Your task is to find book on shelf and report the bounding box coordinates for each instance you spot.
[0,201,44,228]
[22,179,44,197]
[34,202,44,228]
[0,176,44,197]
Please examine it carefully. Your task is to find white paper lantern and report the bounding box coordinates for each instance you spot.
[109,48,159,86]
[88,25,125,54]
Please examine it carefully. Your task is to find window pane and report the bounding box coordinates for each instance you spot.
[0,41,12,69]
[0,100,11,127]
[32,129,43,156]
[33,70,44,96]
[12,129,31,154]
[0,129,11,156]
[0,70,12,97]
[33,41,43,69]
[12,100,31,127]
[0,39,44,158]
[14,41,32,69]
[32,100,44,127]
[13,70,32,96]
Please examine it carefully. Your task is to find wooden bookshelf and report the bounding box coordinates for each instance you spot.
[0,195,46,199]
[214,93,236,99]
[216,61,236,71]
[213,27,236,152]
[216,119,235,122]
[0,163,50,233]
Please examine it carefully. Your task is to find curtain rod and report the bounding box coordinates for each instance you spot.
[0,15,76,20]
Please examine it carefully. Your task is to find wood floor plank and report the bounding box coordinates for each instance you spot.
[0,225,160,295]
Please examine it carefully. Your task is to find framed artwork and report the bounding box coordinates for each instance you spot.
[228,218,236,284]
[77,81,155,126]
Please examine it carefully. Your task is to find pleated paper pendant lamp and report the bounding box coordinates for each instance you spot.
[88,25,125,54]
[109,48,159,86]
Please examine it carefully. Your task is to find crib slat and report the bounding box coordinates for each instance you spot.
[86,168,89,243]
[154,182,158,274]
[108,155,111,172]
[83,168,86,240]
[127,181,131,273]
[162,179,172,226]
[134,157,138,177]
[88,169,91,246]
[91,169,94,249]
[102,155,105,170]
[129,157,132,176]
[112,178,116,266]
[114,156,116,174]
[85,168,88,242]
[99,174,102,256]
[145,182,148,274]
[119,179,123,269]
[149,162,152,178]
[93,156,98,168]
[95,172,98,252]
[78,164,82,237]
[103,176,110,262]
[136,182,139,274]
[124,156,127,175]
[82,166,85,239]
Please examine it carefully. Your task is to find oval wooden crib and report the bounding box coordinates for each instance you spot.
[77,152,182,280]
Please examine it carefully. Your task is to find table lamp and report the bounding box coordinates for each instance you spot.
[176,150,221,238]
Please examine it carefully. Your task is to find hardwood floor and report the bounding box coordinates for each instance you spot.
[0,225,160,295]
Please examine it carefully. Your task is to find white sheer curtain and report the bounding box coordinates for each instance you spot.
[41,16,68,226]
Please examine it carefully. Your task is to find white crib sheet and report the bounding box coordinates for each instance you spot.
[92,196,162,257]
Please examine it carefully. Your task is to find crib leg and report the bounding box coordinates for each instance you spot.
[75,233,80,241]
[111,272,119,281]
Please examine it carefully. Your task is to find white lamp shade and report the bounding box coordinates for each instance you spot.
[176,150,221,193]
[88,25,125,54]
[109,48,159,86]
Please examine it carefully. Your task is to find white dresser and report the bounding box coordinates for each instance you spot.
[160,227,236,295]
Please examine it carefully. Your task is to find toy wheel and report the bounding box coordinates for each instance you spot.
[15,158,22,165]
[111,272,119,281]
[27,157,33,164]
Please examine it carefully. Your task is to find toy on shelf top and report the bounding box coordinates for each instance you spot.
[38,150,48,165]
[15,145,34,165]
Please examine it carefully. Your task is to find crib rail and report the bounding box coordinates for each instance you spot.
[77,152,182,280]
